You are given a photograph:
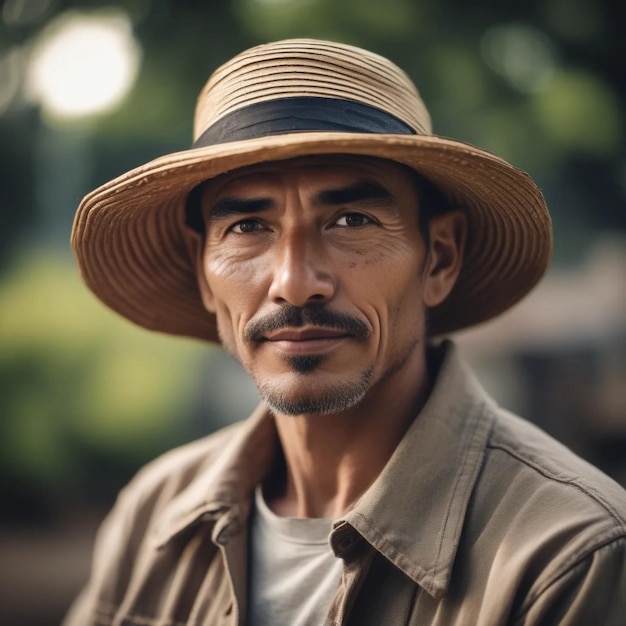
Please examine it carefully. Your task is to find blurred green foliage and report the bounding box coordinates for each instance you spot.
[0,248,205,519]
[532,69,622,155]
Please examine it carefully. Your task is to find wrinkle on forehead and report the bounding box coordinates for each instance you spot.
[200,154,416,220]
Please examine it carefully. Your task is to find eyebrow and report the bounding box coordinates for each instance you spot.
[207,180,395,222]
[313,181,395,208]
[207,197,273,222]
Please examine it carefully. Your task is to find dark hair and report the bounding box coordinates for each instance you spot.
[185,183,206,234]
[404,166,451,246]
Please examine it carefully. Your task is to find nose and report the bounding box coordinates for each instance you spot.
[267,227,336,306]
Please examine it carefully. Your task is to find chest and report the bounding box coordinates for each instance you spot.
[92,528,522,626]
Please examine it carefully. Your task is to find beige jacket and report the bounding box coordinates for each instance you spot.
[65,342,626,625]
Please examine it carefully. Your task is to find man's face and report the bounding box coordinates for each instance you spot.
[196,156,437,416]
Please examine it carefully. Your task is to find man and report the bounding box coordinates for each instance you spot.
[65,39,626,625]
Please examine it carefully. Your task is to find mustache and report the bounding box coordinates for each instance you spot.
[244,305,371,344]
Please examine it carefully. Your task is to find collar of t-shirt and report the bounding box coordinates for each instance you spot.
[247,485,343,626]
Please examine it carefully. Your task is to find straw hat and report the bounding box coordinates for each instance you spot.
[71,38,552,341]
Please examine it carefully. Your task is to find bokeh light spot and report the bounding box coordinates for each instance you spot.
[25,9,141,121]
[481,23,556,93]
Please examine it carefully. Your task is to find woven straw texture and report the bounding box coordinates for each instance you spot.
[71,39,552,341]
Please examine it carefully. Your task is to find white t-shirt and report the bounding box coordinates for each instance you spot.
[247,486,344,625]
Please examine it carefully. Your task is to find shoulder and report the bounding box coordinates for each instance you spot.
[485,407,626,529]
[470,405,626,593]
[450,404,626,621]
[126,420,246,500]
[98,419,249,545]
[62,420,259,626]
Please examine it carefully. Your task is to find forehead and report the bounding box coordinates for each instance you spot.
[201,154,416,198]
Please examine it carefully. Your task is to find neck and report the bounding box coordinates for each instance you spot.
[266,345,431,519]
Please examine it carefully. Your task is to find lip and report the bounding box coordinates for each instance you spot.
[263,327,349,354]
[265,327,348,342]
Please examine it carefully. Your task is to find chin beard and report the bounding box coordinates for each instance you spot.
[257,366,374,416]
[280,354,324,373]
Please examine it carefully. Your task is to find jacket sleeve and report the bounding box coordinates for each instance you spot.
[517,536,626,626]
[62,484,140,626]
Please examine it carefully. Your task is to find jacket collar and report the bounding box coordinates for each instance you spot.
[338,341,495,598]
[152,341,495,599]
[151,403,278,548]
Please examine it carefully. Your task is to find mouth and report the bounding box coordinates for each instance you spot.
[263,327,350,353]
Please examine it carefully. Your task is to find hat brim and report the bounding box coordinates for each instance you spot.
[71,131,552,341]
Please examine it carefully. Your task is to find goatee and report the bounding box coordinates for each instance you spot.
[258,366,374,415]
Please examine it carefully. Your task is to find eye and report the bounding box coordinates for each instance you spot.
[334,213,374,228]
[229,219,264,234]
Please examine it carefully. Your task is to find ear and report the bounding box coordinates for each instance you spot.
[422,210,467,308]
[182,224,217,314]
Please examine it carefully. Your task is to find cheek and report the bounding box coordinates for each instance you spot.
[204,244,256,281]
[203,248,268,336]
[348,245,424,345]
